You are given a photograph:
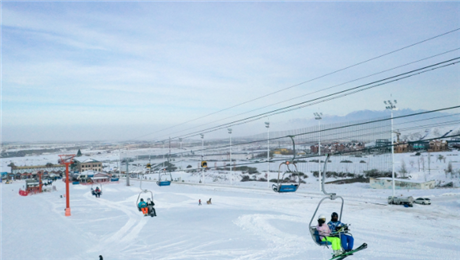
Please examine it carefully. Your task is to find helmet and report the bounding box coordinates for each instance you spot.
[331,212,339,218]
[140,198,144,201]
[318,214,326,220]
[147,198,151,201]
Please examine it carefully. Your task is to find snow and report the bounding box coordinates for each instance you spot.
[2,177,460,260]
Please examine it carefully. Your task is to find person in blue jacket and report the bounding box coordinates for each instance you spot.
[328,212,354,252]
[138,198,148,215]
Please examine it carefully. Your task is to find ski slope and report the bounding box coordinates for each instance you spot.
[2,178,460,260]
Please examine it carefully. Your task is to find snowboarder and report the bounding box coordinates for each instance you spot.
[328,212,354,253]
[207,198,212,205]
[199,199,201,205]
[146,198,156,217]
[316,214,342,256]
[99,255,103,260]
[138,198,148,216]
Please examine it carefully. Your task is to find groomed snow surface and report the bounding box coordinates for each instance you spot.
[2,178,460,260]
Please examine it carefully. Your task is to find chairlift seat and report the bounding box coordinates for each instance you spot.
[310,227,332,246]
[157,181,171,186]
[274,184,299,193]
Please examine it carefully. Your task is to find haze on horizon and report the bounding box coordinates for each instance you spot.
[2,1,460,142]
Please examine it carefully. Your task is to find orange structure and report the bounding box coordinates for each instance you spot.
[59,154,76,217]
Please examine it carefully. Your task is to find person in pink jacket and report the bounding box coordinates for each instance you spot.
[316,214,342,256]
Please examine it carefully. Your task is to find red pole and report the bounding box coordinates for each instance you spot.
[65,163,71,216]
[39,171,43,193]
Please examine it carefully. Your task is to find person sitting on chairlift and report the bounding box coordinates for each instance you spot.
[328,212,354,253]
[316,214,342,256]
[147,198,156,217]
[138,198,148,216]
[95,187,101,198]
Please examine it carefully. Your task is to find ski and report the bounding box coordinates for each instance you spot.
[329,243,367,260]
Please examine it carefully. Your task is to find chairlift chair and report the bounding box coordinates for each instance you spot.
[156,169,172,186]
[272,136,300,193]
[136,189,156,217]
[308,154,344,247]
[136,189,154,210]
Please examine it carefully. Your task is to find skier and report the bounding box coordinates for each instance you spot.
[199,199,201,206]
[328,212,354,253]
[316,214,342,256]
[138,198,148,216]
[146,198,157,217]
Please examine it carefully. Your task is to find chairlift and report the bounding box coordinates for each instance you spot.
[272,136,300,193]
[308,154,344,246]
[136,189,156,217]
[136,189,154,207]
[91,184,102,197]
[157,168,173,186]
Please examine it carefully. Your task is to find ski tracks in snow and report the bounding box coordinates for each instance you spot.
[82,192,148,257]
[234,214,308,259]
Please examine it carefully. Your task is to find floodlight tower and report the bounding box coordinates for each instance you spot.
[200,133,204,184]
[384,99,398,197]
[265,121,270,188]
[228,128,233,185]
[314,112,322,191]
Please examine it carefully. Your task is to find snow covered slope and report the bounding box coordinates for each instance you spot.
[2,179,460,260]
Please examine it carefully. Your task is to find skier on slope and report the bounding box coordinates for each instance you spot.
[328,212,354,253]
[316,214,342,256]
[138,198,148,216]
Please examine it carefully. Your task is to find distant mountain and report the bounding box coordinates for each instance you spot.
[285,109,460,141]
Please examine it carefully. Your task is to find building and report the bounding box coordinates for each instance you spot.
[10,165,65,180]
[428,140,448,152]
[447,138,460,149]
[73,158,103,172]
[408,140,429,151]
[394,142,410,153]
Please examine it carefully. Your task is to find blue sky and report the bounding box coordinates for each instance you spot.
[2,2,459,142]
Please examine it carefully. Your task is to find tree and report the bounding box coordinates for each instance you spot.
[445,162,453,179]
[437,155,444,162]
[76,149,82,157]
[399,159,408,177]
[45,162,53,167]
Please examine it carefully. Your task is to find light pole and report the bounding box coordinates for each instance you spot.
[228,128,232,185]
[314,112,322,191]
[200,133,204,184]
[179,138,183,170]
[384,99,397,197]
[265,121,270,188]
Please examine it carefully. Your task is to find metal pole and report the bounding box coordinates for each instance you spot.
[119,150,122,178]
[228,129,232,185]
[391,109,395,197]
[126,159,130,186]
[265,121,270,188]
[201,134,204,184]
[385,99,397,197]
[318,119,321,192]
[314,112,322,192]
[65,163,71,216]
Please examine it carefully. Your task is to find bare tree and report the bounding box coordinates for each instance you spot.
[400,159,408,177]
